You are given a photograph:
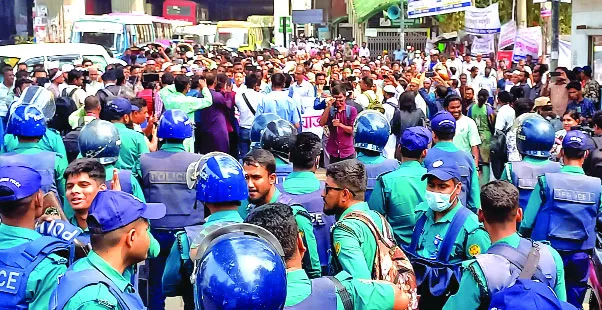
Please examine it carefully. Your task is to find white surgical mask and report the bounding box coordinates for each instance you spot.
[425,184,459,212]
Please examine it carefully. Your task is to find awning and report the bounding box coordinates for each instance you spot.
[352,0,401,23]
[331,15,349,25]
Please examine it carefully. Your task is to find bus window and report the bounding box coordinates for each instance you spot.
[126,25,136,46]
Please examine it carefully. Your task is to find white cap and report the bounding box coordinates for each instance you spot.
[362,65,371,71]
[383,85,396,93]
[170,65,182,73]
[430,49,439,55]
[381,66,391,71]
[185,51,194,59]
[61,64,74,72]
[257,56,264,61]
[161,62,173,71]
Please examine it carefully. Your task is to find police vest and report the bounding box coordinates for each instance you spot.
[141,151,203,228]
[284,277,338,309]
[0,236,69,309]
[276,164,293,184]
[476,238,557,300]
[425,147,473,211]
[532,173,601,251]
[278,182,335,270]
[364,159,400,201]
[49,267,146,310]
[510,161,561,209]
[0,151,57,195]
[104,170,134,196]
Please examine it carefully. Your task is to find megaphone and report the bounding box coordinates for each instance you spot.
[387,5,401,20]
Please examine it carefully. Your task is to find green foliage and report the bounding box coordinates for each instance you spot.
[435,0,571,35]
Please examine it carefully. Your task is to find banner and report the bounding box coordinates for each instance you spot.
[471,35,495,55]
[498,21,517,50]
[299,97,324,137]
[513,26,541,61]
[407,0,472,18]
[465,3,501,34]
[497,50,514,64]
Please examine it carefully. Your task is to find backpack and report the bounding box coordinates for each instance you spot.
[338,211,418,310]
[98,87,123,120]
[52,88,78,135]
[487,243,576,310]
[63,119,84,163]
[329,105,352,119]
[490,127,509,180]
[587,136,602,179]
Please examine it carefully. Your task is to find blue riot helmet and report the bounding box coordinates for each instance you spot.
[193,223,287,310]
[7,105,47,137]
[78,119,121,164]
[157,109,193,140]
[195,153,249,203]
[260,119,297,160]
[517,115,555,158]
[250,113,281,149]
[10,86,56,122]
[353,110,391,152]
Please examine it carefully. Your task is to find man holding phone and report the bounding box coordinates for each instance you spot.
[541,67,570,117]
[319,85,358,163]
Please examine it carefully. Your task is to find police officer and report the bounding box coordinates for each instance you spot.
[324,159,390,279]
[2,86,67,159]
[424,111,480,213]
[162,153,247,309]
[250,113,281,149]
[353,110,400,201]
[500,116,560,209]
[140,109,202,309]
[241,148,322,278]
[0,166,69,309]
[369,126,432,247]
[278,132,335,276]
[444,180,567,309]
[49,191,166,310]
[77,119,146,207]
[260,118,296,183]
[246,203,411,310]
[406,158,490,308]
[192,222,288,309]
[0,105,67,204]
[520,130,601,308]
[106,97,149,178]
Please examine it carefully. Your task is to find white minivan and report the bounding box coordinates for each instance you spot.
[0,43,113,71]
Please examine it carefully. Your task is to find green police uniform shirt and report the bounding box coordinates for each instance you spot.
[2,128,67,159]
[414,202,491,263]
[62,251,138,310]
[285,269,396,310]
[282,171,321,194]
[10,142,67,201]
[519,165,602,237]
[499,156,553,183]
[368,161,427,247]
[356,152,387,165]
[331,202,385,279]
[0,224,68,310]
[113,123,149,178]
[443,233,567,310]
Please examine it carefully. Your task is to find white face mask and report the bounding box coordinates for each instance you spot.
[425,184,459,212]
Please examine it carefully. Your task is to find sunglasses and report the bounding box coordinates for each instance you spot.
[324,185,356,196]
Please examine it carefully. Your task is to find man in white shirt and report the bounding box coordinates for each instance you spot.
[289,65,315,99]
[476,67,498,103]
[85,65,103,96]
[232,72,246,93]
[358,42,371,58]
[0,66,14,127]
[474,54,486,75]
[494,91,515,132]
[62,69,88,109]
[235,73,263,158]
[446,53,463,74]
[461,54,474,76]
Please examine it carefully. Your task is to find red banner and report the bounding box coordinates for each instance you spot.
[497,50,514,65]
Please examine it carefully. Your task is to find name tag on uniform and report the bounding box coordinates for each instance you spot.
[36,220,82,242]
[553,189,596,204]
[148,171,187,184]
[517,178,537,190]
[309,212,325,226]
[0,266,22,294]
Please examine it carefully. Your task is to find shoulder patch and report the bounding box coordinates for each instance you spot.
[96,299,117,309]
[468,244,481,257]
[334,242,341,256]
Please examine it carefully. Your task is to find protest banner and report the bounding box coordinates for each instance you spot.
[465,3,501,35]
[471,35,495,55]
[299,97,324,137]
[513,26,541,61]
[498,21,517,50]
[408,0,471,18]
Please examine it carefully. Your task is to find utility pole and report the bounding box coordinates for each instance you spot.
[550,0,559,70]
[517,0,527,28]
[399,0,405,49]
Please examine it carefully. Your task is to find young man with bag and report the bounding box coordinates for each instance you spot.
[234,73,263,158]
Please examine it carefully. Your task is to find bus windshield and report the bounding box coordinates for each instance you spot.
[79,32,115,49]
[217,28,248,48]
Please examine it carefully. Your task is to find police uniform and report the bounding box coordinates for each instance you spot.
[141,109,203,308]
[443,233,567,309]
[285,269,397,309]
[406,158,490,309]
[275,157,294,184]
[108,98,150,178]
[2,127,67,159]
[353,110,400,201]
[280,171,335,277]
[500,117,560,209]
[519,131,601,308]
[369,126,431,247]
[424,112,480,213]
[49,191,166,310]
[0,166,69,309]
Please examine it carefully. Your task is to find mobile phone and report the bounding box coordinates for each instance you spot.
[142,73,160,83]
[549,71,561,77]
[425,71,435,78]
[382,75,389,80]
[245,65,255,72]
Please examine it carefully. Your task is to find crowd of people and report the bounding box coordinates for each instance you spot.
[0,38,601,310]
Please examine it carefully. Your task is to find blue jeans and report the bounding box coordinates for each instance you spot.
[560,250,590,308]
[238,127,251,159]
[148,229,180,310]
